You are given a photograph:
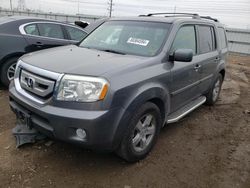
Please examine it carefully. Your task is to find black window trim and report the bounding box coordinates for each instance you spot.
[210,26,217,50]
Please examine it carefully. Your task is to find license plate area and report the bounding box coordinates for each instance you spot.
[11,103,32,128]
[10,101,46,147]
[17,110,31,126]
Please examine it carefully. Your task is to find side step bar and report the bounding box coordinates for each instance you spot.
[167,96,206,123]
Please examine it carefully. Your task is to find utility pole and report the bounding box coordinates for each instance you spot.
[10,0,13,11]
[108,0,114,17]
[18,0,26,11]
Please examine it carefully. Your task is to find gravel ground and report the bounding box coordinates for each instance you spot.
[0,54,250,188]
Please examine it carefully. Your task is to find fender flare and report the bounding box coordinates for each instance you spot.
[0,52,24,67]
[208,62,226,91]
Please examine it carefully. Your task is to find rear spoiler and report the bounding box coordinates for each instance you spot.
[74,21,89,29]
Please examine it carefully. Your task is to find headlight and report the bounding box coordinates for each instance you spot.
[56,75,109,102]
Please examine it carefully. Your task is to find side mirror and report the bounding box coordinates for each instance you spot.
[170,49,193,62]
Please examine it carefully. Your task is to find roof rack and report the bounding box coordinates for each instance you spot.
[139,13,218,22]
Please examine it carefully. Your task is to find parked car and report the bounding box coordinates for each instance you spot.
[0,16,88,86]
[9,13,228,162]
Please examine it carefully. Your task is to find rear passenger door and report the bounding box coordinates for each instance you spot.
[36,23,70,48]
[196,25,219,94]
[23,22,71,52]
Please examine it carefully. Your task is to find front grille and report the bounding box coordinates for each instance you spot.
[20,69,55,99]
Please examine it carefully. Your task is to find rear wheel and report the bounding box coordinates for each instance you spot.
[116,102,162,162]
[0,57,19,87]
[205,74,223,105]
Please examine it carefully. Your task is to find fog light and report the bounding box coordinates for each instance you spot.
[76,129,87,139]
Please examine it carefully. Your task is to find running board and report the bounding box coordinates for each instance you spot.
[167,96,206,123]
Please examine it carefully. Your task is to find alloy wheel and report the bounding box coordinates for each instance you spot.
[212,79,221,102]
[132,114,156,152]
[7,63,17,81]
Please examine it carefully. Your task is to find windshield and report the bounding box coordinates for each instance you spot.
[79,21,171,57]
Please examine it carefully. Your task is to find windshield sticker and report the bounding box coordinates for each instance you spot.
[127,37,150,46]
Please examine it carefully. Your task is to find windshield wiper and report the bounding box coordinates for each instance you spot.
[101,49,126,55]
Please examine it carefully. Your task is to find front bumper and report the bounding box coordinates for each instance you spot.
[9,82,126,151]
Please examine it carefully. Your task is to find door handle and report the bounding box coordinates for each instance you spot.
[215,57,221,61]
[194,64,201,71]
[35,42,44,47]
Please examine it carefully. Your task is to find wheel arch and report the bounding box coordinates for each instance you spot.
[0,52,24,68]
[219,69,225,80]
[148,97,166,124]
[0,53,24,86]
[123,86,170,121]
[112,85,170,150]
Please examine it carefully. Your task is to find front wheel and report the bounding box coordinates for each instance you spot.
[116,102,162,162]
[205,74,223,105]
[0,57,19,87]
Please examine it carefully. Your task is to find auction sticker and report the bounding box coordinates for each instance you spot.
[127,37,149,46]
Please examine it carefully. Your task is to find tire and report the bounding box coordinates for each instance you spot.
[0,57,19,87]
[116,102,162,162]
[205,74,223,106]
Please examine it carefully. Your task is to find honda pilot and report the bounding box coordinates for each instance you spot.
[9,13,228,162]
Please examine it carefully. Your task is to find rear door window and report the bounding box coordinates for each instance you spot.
[171,25,197,54]
[37,23,65,39]
[198,25,215,54]
[65,26,87,41]
[24,24,39,36]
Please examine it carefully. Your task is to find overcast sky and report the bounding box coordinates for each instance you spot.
[0,0,250,28]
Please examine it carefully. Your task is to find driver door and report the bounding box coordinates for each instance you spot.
[169,25,202,113]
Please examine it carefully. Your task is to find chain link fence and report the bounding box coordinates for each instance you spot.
[0,8,101,23]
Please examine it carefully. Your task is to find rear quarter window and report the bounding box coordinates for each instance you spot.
[65,26,87,41]
[218,28,227,49]
[24,24,39,36]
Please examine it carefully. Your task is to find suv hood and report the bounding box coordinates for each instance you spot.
[21,45,147,76]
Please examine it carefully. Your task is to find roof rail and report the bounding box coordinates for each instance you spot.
[140,12,200,18]
[152,13,199,17]
[200,16,218,22]
[139,13,218,22]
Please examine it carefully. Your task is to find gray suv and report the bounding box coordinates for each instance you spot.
[9,13,228,162]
